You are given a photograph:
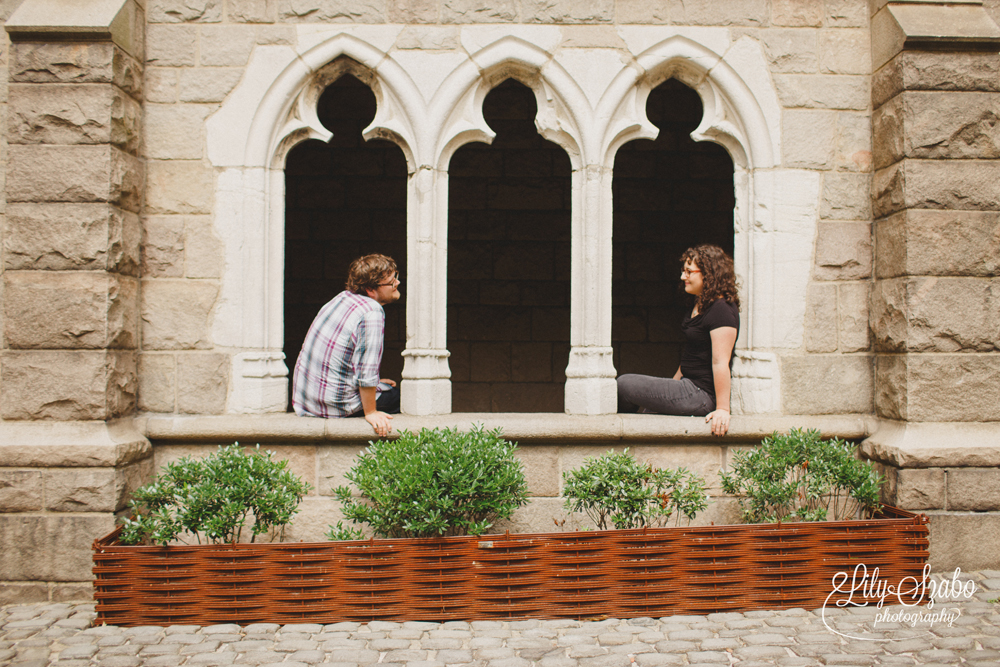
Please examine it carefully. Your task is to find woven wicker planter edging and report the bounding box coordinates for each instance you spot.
[92,506,929,627]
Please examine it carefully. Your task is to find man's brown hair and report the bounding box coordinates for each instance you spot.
[346,254,398,295]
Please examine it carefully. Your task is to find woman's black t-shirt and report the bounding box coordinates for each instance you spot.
[679,299,740,400]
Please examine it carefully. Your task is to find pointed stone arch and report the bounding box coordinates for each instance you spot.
[207,35,419,413]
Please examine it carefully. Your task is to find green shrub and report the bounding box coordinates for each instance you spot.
[328,426,528,539]
[562,449,708,530]
[719,428,883,523]
[119,444,312,546]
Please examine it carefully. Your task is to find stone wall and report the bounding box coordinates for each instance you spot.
[136,0,876,416]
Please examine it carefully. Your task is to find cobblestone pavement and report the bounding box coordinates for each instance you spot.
[3,570,999,667]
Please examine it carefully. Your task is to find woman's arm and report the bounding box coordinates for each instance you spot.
[706,326,738,436]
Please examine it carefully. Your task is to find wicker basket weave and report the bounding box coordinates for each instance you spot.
[93,506,929,626]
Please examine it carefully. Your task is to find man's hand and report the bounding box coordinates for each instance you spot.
[705,408,730,436]
[379,378,397,387]
[365,411,393,438]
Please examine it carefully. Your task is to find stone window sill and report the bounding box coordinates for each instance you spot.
[139,413,875,443]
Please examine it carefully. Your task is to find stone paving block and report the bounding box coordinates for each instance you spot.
[635,654,685,666]
[567,644,607,658]
[578,654,631,667]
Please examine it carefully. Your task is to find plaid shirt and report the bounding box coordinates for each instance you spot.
[292,291,385,418]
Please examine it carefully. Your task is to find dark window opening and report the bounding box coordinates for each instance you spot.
[448,79,572,412]
[283,74,408,410]
[612,78,736,380]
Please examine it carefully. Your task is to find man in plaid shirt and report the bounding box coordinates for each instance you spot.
[292,254,401,437]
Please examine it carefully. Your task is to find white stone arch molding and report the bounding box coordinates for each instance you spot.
[206,33,421,413]
[402,36,593,415]
[598,34,784,415]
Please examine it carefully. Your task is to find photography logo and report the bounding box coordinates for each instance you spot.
[821,563,976,641]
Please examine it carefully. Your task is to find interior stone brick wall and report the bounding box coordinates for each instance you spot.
[448,79,571,413]
[133,0,879,416]
[612,79,735,381]
[283,75,408,402]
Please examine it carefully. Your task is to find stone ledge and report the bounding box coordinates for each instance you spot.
[861,420,1000,468]
[0,419,150,467]
[140,413,875,443]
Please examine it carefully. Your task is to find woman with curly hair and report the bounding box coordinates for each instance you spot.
[617,244,740,436]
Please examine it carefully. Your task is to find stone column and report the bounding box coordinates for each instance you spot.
[865,0,1000,569]
[564,165,617,415]
[0,0,151,603]
[401,166,451,415]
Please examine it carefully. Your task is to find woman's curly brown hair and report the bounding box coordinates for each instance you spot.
[346,254,397,295]
[681,244,740,313]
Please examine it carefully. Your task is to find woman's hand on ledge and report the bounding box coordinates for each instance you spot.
[706,408,731,436]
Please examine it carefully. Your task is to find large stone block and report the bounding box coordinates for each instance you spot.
[388,0,439,22]
[804,282,838,353]
[277,0,386,22]
[614,0,669,23]
[200,25,256,66]
[138,352,176,413]
[10,42,115,84]
[895,467,944,510]
[752,27,818,74]
[0,514,116,581]
[825,0,866,28]
[819,29,869,75]
[228,0,279,22]
[176,353,229,414]
[145,67,178,103]
[927,511,1000,571]
[874,210,1000,279]
[668,0,767,25]
[7,145,143,212]
[0,350,137,420]
[906,354,1000,422]
[780,354,873,415]
[3,203,140,274]
[820,172,871,221]
[947,468,1000,511]
[873,51,1000,109]
[874,159,1000,219]
[148,0,222,22]
[3,272,138,349]
[0,470,43,511]
[814,221,871,281]
[781,109,836,168]
[441,0,517,22]
[8,84,139,150]
[178,67,243,103]
[144,104,211,160]
[874,92,1000,169]
[141,279,219,349]
[183,218,222,279]
[145,160,215,215]
[770,0,822,27]
[774,74,869,110]
[837,282,869,353]
[871,276,1000,353]
[835,111,871,173]
[142,215,184,277]
[146,24,197,66]
[43,468,117,512]
[874,353,906,420]
[521,0,612,22]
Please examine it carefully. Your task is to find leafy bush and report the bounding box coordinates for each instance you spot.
[562,449,708,530]
[719,428,883,523]
[120,444,312,546]
[328,426,528,539]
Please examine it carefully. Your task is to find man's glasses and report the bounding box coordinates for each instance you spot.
[377,273,399,287]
